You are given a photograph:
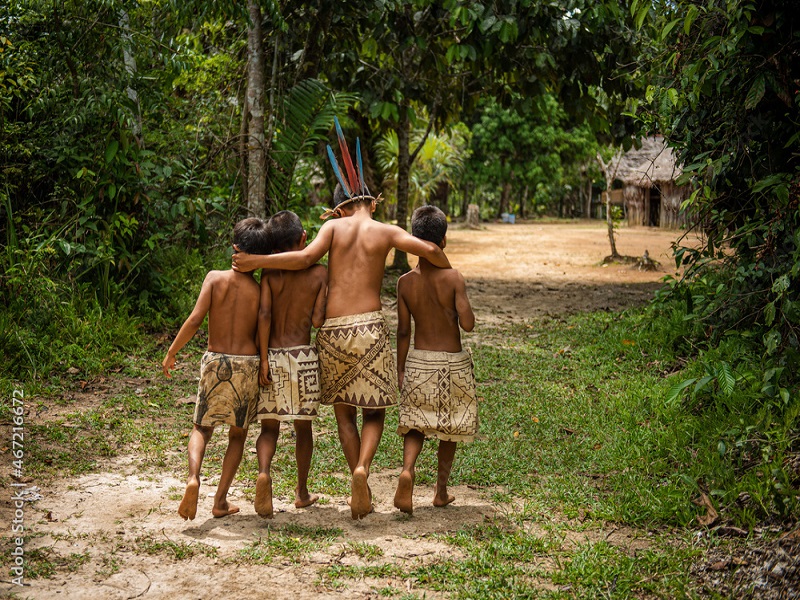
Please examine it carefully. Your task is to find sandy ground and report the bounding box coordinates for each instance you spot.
[2,221,691,599]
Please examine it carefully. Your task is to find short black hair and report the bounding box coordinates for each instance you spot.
[411,205,447,244]
[233,217,271,254]
[333,183,371,208]
[267,210,304,252]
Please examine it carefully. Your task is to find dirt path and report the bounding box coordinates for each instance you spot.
[2,221,692,599]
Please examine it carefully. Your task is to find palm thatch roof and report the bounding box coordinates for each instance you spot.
[616,137,682,189]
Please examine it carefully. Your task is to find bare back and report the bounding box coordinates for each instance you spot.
[325,215,396,318]
[264,265,327,347]
[207,270,261,355]
[398,263,474,352]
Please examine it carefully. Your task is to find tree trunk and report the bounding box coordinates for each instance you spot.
[245,0,266,219]
[432,180,449,215]
[585,177,592,218]
[497,166,512,218]
[520,184,528,219]
[466,204,480,229]
[596,149,623,259]
[392,107,411,271]
[118,10,142,143]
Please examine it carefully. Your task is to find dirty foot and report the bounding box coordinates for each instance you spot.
[178,480,199,521]
[295,490,319,509]
[350,467,372,519]
[254,473,273,518]
[212,500,240,518]
[393,470,414,515]
[433,485,455,508]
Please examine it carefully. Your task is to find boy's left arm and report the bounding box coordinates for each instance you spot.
[396,278,412,388]
[258,272,273,386]
[311,267,328,329]
[453,271,475,332]
[389,226,451,269]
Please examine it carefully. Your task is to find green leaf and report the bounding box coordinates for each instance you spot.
[764,301,775,325]
[717,440,726,458]
[772,275,790,295]
[694,375,714,395]
[718,362,735,396]
[665,378,696,405]
[105,140,119,164]
[108,183,117,200]
[780,388,790,404]
[744,74,765,110]
[634,3,649,30]
[684,6,699,34]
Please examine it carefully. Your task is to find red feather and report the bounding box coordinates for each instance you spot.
[334,117,359,194]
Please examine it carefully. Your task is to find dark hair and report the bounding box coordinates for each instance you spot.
[333,183,371,208]
[267,210,304,252]
[411,205,447,244]
[233,218,271,254]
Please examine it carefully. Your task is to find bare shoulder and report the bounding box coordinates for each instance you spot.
[307,263,328,283]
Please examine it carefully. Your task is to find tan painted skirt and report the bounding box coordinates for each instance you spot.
[397,349,478,442]
[194,351,259,429]
[255,345,320,422]
[316,311,397,408]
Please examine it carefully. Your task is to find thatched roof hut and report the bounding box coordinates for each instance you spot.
[616,137,690,229]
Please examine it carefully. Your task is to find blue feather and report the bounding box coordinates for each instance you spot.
[356,138,366,196]
[327,145,351,197]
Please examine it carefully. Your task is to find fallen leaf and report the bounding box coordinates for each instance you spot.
[66,366,80,375]
[693,492,719,527]
[709,559,730,571]
[531,416,539,423]
[513,431,520,438]
[593,443,603,450]
[622,339,636,346]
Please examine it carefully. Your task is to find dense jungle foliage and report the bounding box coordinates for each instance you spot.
[1,0,798,523]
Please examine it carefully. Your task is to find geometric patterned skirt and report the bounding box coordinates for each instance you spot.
[255,345,320,422]
[397,348,478,442]
[316,311,398,408]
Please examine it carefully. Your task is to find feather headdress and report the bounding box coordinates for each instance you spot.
[321,116,382,219]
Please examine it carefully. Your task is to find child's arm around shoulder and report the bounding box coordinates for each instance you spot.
[233,221,335,272]
[162,271,217,377]
[386,224,451,269]
[450,269,475,332]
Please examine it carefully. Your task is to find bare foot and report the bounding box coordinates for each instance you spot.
[393,470,414,515]
[433,485,455,508]
[295,490,319,509]
[178,480,199,520]
[211,500,240,518]
[350,467,372,519]
[254,473,273,518]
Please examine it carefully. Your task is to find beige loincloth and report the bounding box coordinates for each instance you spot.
[397,349,479,442]
[194,351,259,429]
[255,345,320,421]
[316,311,397,408]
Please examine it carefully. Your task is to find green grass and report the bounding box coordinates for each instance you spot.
[236,523,343,564]
[5,295,797,596]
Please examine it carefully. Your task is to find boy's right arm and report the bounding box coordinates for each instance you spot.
[396,278,412,388]
[258,272,273,386]
[233,221,334,272]
[162,273,214,377]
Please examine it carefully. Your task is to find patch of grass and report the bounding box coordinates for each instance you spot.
[135,536,218,560]
[319,563,407,589]
[344,541,384,561]
[237,523,342,564]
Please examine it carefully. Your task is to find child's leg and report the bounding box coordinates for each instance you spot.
[333,404,360,474]
[293,420,318,508]
[254,419,280,518]
[350,408,385,519]
[433,440,458,507]
[179,424,213,520]
[212,425,248,518]
[393,429,425,515]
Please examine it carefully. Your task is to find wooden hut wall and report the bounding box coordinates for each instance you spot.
[659,182,689,229]
[623,185,647,226]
